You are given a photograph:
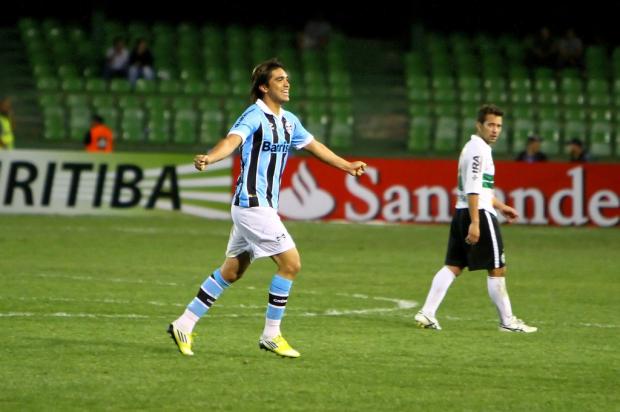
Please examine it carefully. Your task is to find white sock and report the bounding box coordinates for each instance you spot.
[262,318,281,339]
[487,276,514,325]
[421,266,456,317]
[174,309,200,333]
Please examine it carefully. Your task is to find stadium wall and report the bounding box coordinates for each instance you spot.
[1,150,618,227]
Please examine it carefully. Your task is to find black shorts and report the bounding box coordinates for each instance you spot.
[444,208,505,271]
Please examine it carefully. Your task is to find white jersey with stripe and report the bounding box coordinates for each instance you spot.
[455,134,497,216]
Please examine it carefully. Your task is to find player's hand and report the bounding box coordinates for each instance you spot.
[465,223,480,245]
[348,161,367,177]
[194,154,210,171]
[501,206,519,223]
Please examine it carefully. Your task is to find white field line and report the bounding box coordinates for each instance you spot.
[1,309,618,329]
[10,274,618,329]
[34,273,178,287]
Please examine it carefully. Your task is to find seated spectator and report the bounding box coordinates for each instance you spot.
[527,26,557,68]
[128,38,155,87]
[103,36,129,80]
[84,114,114,153]
[515,135,548,163]
[557,28,584,69]
[566,138,590,162]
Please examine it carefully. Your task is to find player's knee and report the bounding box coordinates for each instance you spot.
[221,268,244,283]
[489,267,506,277]
[279,259,301,277]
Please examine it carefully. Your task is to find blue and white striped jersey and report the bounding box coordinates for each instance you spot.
[228,99,314,209]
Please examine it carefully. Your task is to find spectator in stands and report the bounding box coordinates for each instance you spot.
[557,28,584,69]
[103,36,130,80]
[83,114,114,153]
[299,14,332,50]
[0,96,15,150]
[128,38,155,87]
[527,26,557,68]
[515,135,547,163]
[566,138,590,162]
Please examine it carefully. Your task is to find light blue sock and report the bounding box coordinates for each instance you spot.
[266,274,293,321]
[187,268,230,318]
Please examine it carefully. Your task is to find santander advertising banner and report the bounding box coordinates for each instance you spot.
[240,157,620,227]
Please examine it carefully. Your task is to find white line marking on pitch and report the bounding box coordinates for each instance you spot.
[34,273,178,287]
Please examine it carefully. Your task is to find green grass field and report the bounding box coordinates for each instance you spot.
[1,214,618,411]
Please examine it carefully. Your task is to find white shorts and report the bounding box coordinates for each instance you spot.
[225,206,296,261]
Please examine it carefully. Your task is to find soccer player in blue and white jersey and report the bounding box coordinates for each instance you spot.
[168,59,367,357]
[414,104,537,333]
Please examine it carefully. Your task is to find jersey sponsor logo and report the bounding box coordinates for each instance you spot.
[472,155,481,174]
[262,141,290,152]
[279,161,335,219]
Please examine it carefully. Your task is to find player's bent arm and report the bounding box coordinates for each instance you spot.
[493,196,519,222]
[303,139,367,176]
[492,197,506,210]
[467,194,480,223]
[195,134,243,171]
[466,193,480,244]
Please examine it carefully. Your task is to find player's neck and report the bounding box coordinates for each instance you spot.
[262,97,282,116]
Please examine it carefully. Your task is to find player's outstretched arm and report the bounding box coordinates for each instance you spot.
[303,139,367,176]
[194,134,243,171]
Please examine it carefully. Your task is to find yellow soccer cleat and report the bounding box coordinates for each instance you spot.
[259,334,301,358]
[167,323,195,356]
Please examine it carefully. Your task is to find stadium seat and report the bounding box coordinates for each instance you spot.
[173,109,198,144]
[589,121,613,157]
[85,78,107,93]
[564,120,587,144]
[329,106,354,149]
[538,119,562,155]
[109,79,132,94]
[434,117,459,152]
[42,106,66,140]
[146,108,171,143]
[512,118,536,148]
[135,79,157,94]
[120,108,145,141]
[68,106,91,140]
[408,116,432,152]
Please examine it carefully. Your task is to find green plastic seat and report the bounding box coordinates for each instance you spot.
[433,117,459,152]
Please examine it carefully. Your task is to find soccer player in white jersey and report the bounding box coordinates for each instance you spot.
[414,104,537,333]
[168,58,367,357]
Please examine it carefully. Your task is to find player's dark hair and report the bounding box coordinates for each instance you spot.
[477,104,504,124]
[250,58,286,102]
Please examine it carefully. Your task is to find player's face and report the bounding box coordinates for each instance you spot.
[263,68,290,104]
[476,114,502,144]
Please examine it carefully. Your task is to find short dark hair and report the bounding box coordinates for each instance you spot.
[92,114,104,123]
[250,58,286,102]
[477,104,504,124]
[567,137,583,147]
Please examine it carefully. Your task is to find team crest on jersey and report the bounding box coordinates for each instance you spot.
[285,122,293,135]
